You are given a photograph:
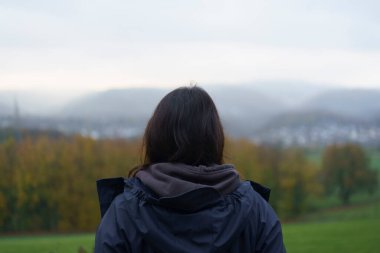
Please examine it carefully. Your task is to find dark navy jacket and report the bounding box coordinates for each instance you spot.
[95,177,286,253]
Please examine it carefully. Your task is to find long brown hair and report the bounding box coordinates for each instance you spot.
[129,85,224,176]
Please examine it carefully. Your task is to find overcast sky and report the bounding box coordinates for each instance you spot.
[1,0,379,92]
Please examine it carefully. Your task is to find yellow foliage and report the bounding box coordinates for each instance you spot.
[0,134,332,231]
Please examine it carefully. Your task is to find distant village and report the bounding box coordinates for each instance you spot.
[2,99,380,148]
[252,123,380,147]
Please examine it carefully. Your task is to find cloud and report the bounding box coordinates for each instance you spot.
[1,42,379,90]
[0,0,379,90]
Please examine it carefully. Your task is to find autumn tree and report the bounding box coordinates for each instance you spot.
[225,139,321,218]
[276,148,322,217]
[322,143,378,205]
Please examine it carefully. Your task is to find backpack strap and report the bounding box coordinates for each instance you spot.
[249,181,271,202]
[97,177,125,218]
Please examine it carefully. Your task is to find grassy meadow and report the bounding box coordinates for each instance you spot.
[0,234,95,253]
[284,200,380,253]
[284,218,380,253]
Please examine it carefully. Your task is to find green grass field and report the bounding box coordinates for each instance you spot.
[284,219,379,253]
[1,201,379,253]
[0,234,94,253]
[283,196,380,253]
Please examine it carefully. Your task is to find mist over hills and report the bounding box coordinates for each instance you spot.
[205,85,290,135]
[57,85,290,137]
[252,89,380,145]
[0,90,86,116]
[60,88,167,121]
[235,81,331,107]
[2,83,380,146]
[303,89,380,120]
[260,110,357,128]
[0,102,10,115]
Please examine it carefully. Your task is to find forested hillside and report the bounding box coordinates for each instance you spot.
[0,133,377,232]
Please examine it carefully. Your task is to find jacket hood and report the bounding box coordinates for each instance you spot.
[135,162,241,198]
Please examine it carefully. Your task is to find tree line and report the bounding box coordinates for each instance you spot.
[0,134,377,232]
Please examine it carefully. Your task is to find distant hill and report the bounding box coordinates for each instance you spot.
[60,88,168,122]
[303,89,380,120]
[56,86,380,139]
[205,85,289,135]
[60,86,290,137]
[252,93,380,147]
[258,110,358,130]
[242,81,331,107]
[4,84,380,145]
[0,90,85,116]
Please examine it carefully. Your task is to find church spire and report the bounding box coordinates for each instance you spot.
[13,96,21,140]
